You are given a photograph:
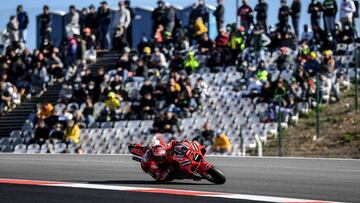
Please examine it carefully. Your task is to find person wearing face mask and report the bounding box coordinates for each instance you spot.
[308,0,322,31]
[340,0,357,29]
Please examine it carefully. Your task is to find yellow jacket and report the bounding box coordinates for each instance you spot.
[65,124,80,144]
[105,98,120,110]
[194,18,208,36]
[212,133,232,151]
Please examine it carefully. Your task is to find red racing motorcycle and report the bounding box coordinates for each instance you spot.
[128,141,226,185]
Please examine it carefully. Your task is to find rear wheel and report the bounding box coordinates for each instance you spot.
[204,166,226,184]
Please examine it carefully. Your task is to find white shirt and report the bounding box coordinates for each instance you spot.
[340,0,356,19]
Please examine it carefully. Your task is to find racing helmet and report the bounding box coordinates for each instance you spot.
[151,145,167,163]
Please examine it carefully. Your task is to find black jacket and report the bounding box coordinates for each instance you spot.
[290,1,301,18]
[214,4,225,22]
[308,1,322,19]
[255,2,268,21]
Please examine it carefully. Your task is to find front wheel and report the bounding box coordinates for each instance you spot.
[204,166,226,185]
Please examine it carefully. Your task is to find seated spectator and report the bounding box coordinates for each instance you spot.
[338,22,355,44]
[163,111,180,133]
[139,93,156,119]
[193,77,208,107]
[215,28,229,47]
[212,130,232,154]
[104,91,121,121]
[82,98,95,125]
[198,33,213,54]
[301,24,313,42]
[49,123,65,140]
[178,79,197,112]
[275,47,292,71]
[38,103,53,120]
[183,51,200,74]
[0,83,12,114]
[49,52,64,80]
[304,51,320,77]
[256,60,269,82]
[320,50,335,77]
[33,119,50,145]
[64,119,80,144]
[31,61,49,94]
[193,122,214,146]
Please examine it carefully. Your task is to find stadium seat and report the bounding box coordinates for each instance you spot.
[27,144,40,153]
[14,144,27,153]
[10,130,22,138]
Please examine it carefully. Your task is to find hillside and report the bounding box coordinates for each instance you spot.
[264,86,360,159]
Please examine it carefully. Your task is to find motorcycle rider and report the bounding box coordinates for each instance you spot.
[140,144,173,182]
[140,139,201,182]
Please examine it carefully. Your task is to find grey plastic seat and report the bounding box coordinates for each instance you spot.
[101,122,113,129]
[1,144,14,153]
[27,144,40,153]
[10,137,23,146]
[0,138,10,145]
[14,144,27,153]
[10,130,22,138]
[114,121,127,129]
[54,142,67,153]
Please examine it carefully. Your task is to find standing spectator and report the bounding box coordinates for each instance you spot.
[6,16,19,47]
[252,23,271,63]
[16,5,29,44]
[152,0,166,34]
[254,0,268,33]
[112,1,131,47]
[340,0,356,27]
[290,0,301,38]
[214,0,225,31]
[164,3,176,33]
[237,0,253,30]
[85,5,98,35]
[39,5,52,43]
[278,0,291,30]
[189,0,209,26]
[79,8,88,33]
[322,0,338,33]
[354,0,359,34]
[97,1,111,49]
[125,0,135,47]
[65,5,80,37]
[308,0,322,31]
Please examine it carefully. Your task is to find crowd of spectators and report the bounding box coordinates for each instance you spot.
[1,0,359,154]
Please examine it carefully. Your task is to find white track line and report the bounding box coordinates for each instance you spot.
[0,178,341,203]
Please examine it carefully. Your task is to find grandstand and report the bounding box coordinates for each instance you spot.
[0,0,359,156]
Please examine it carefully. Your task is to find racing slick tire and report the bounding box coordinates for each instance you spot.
[204,166,226,185]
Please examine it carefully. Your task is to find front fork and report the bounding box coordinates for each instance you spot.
[194,161,213,177]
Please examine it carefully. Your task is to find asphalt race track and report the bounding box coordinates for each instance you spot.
[0,154,359,203]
